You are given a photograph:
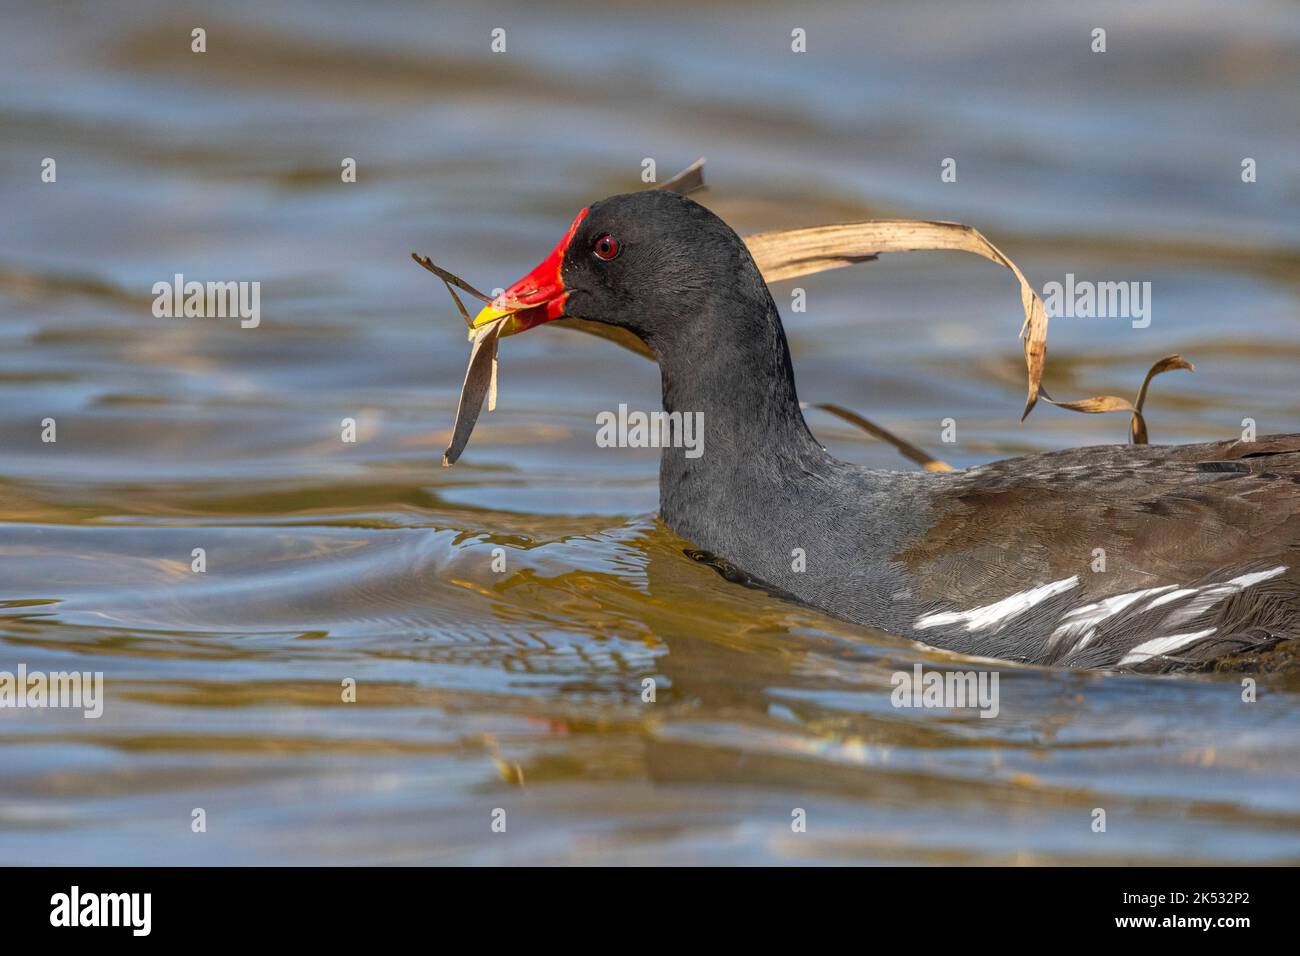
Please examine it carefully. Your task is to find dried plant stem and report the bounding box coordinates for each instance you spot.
[804,402,952,472]
[411,253,493,304]
[1040,354,1194,445]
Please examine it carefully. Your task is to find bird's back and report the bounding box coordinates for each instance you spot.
[673,433,1300,671]
[885,434,1300,670]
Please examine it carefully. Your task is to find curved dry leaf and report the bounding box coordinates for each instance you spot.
[743,220,1049,420]
[1134,354,1195,413]
[1040,354,1193,445]
[442,319,503,467]
[1133,354,1194,443]
[1038,391,1136,415]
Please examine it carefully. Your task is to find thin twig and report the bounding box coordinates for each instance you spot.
[442,279,474,329]
[410,252,494,304]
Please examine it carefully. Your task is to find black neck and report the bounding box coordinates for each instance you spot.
[644,290,835,540]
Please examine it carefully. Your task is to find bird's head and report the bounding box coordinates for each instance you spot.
[472,190,772,353]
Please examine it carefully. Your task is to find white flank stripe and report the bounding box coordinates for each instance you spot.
[1226,566,1289,589]
[1163,565,1288,627]
[915,576,1079,632]
[1120,629,1218,666]
[1050,585,1178,650]
[1145,588,1197,610]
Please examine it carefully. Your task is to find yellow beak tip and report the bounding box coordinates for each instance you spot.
[472,304,513,329]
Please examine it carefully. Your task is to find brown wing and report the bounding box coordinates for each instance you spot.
[895,435,1300,669]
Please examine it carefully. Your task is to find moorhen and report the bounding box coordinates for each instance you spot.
[471,190,1300,672]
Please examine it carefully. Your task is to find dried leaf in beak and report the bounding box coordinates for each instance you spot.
[424,159,709,467]
[442,318,504,467]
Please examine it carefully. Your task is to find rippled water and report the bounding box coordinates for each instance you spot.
[2,0,1299,864]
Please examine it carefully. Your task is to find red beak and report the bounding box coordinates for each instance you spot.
[472,208,588,335]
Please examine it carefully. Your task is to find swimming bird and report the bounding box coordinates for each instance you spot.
[470,190,1300,672]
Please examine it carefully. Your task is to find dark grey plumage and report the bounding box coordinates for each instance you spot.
[554,190,1300,671]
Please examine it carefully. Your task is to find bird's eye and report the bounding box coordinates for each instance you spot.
[593,234,620,261]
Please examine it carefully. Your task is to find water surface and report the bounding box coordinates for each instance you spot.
[2,0,1299,864]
